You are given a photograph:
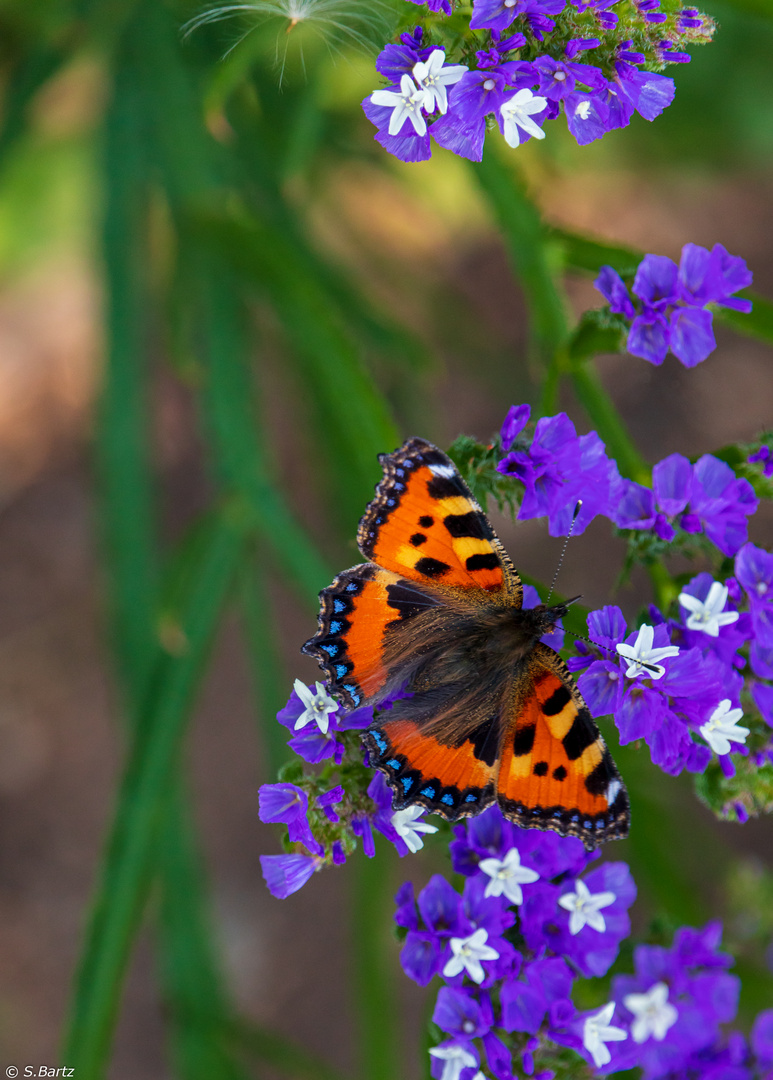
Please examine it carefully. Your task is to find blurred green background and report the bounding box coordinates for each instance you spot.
[0,0,771,1077]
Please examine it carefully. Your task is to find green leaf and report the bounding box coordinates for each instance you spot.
[191,207,400,532]
[716,291,773,346]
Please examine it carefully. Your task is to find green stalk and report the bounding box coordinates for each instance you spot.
[64,512,246,1078]
[351,848,401,1080]
[471,153,569,410]
[567,360,649,483]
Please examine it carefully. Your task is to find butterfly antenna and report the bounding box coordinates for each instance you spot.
[561,626,663,675]
[546,500,582,605]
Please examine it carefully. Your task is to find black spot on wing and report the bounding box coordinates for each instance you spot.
[419,515,434,528]
[385,582,440,622]
[543,685,572,716]
[552,765,567,781]
[461,715,499,768]
[414,556,451,578]
[562,709,598,760]
[427,475,468,500]
[466,553,500,572]
[513,724,536,756]
[585,751,615,796]
[533,761,548,776]
[410,533,427,547]
[443,511,492,539]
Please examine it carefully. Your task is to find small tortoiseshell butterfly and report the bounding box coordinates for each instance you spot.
[302,438,629,849]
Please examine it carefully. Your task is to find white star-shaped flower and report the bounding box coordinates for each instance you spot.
[478,847,539,905]
[699,699,750,756]
[443,927,499,985]
[615,624,679,680]
[558,878,617,935]
[292,679,339,734]
[583,1002,627,1068]
[370,73,429,136]
[500,88,548,148]
[391,805,439,853]
[428,1044,477,1080]
[623,981,678,1043]
[679,581,740,637]
[411,49,467,114]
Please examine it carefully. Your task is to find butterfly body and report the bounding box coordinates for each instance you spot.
[302,437,629,849]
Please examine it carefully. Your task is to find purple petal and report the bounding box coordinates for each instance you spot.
[632,254,679,306]
[260,854,317,898]
[627,309,669,363]
[500,403,531,450]
[669,306,716,366]
[653,453,693,516]
[612,478,656,528]
[594,265,636,318]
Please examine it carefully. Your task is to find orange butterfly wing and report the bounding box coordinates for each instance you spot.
[357,437,521,600]
[301,563,441,710]
[496,644,629,844]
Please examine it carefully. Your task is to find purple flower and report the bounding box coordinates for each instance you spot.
[752,1009,773,1066]
[501,957,574,1034]
[405,0,452,12]
[498,411,622,536]
[277,682,374,763]
[573,608,725,776]
[595,266,636,317]
[736,542,773,648]
[258,782,323,855]
[551,862,637,977]
[500,402,531,450]
[433,986,493,1039]
[749,445,773,477]
[595,243,752,367]
[613,455,757,557]
[610,923,741,1078]
[260,853,319,898]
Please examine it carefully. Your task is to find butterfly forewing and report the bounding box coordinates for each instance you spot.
[301,563,441,710]
[357,437,521,600]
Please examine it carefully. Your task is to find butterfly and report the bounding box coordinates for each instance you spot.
[302,437,629,849]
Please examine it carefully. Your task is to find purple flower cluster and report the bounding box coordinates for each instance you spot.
[362,0,713,163]
[614,451,758,556]
[398,805,636,1077]
[596,243,753,367]
[551,921,745,1076]
[497,404,622,536]
[569,605,742,776]
[260,682,445,897]
[497,404,758,556]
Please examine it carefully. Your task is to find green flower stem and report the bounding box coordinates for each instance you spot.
[351,846,402,1080]
[471,153,569,406]
[567,359,649,483]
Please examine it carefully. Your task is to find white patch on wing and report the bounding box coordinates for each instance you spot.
[428,463,456,478]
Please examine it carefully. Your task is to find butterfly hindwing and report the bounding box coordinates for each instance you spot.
[497,643,629,846]
[363,712,498,821]
[301,563,442,710]
[357,437,521,599]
